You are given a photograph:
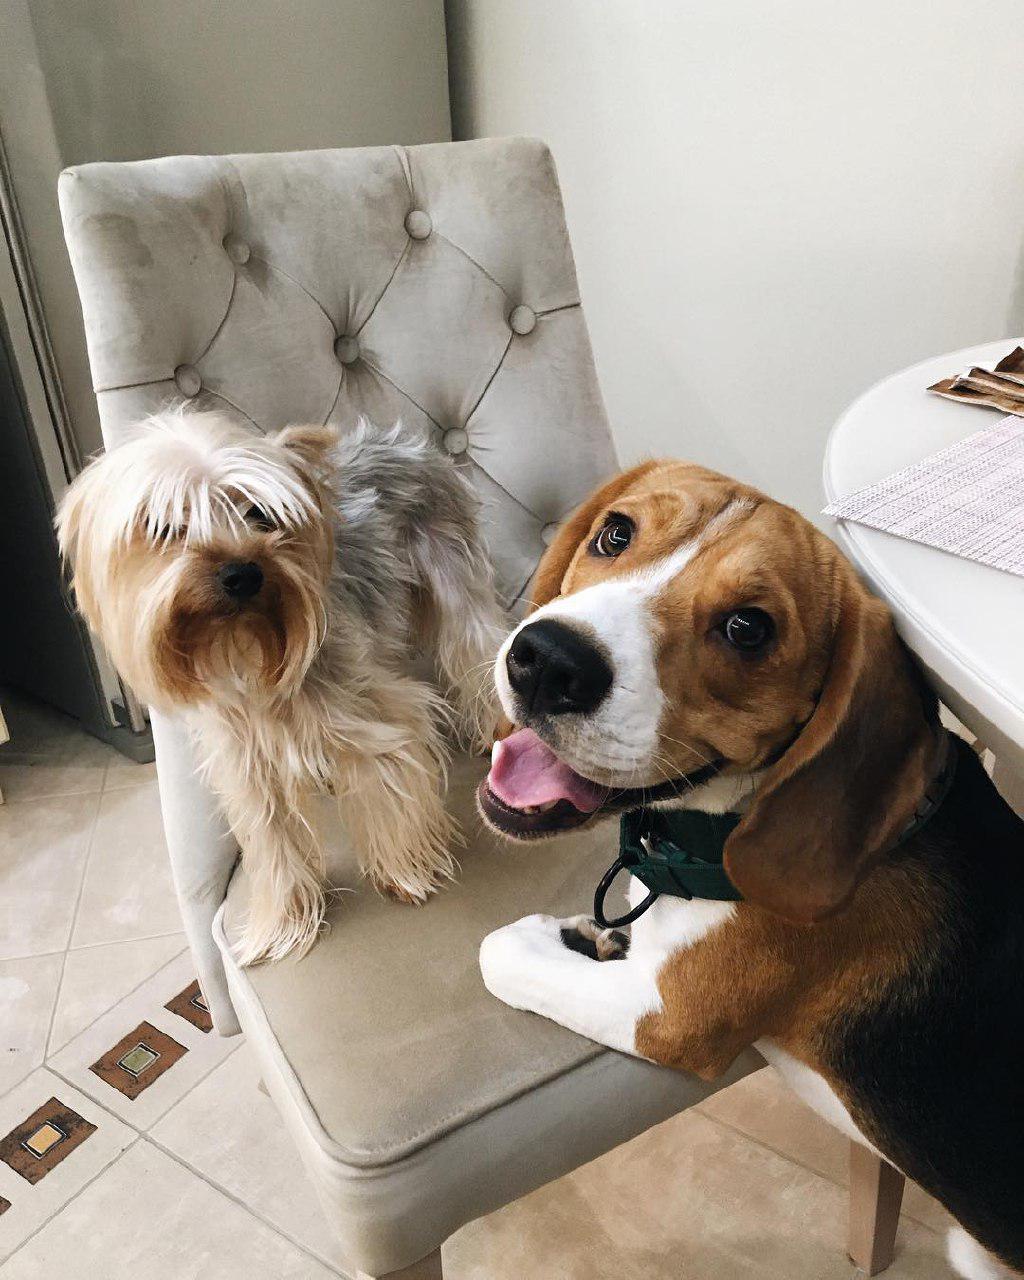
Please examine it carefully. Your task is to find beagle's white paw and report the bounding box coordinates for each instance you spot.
[479,914,570,1010]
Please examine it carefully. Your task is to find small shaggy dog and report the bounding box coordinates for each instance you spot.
[57,412,504,964]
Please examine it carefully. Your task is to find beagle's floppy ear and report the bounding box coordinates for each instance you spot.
[527,463,657,611]
[724,573,940,924]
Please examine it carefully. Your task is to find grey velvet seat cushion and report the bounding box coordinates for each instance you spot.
[221,754,639,1163]
[217,755,760,1271]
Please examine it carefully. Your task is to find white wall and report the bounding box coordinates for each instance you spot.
[447,1,1024,520]
[2,0,450,455]
[26,0,451,165]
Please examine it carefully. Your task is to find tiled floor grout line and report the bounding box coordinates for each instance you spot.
[0,1135,143,1267]
[0,1075,34,1109]
[57,792,106,956]
[696,1108,849,1192]
[6,1043,333,1273]
[0,947,65,964]
[0,751,86,762]
[0,765,154,806]
[40,795,107,1063]
[101,769,157,795]
[0,784,107,806]
[42,943,191,1060]
[144,1035,247,1119]
[142,1127,348,1277]
[0,1056,50,1108]
[0,929,186,967]
[47,1033,245,1136]
[696,1110,943,1236]
[101,771,157,793]
[69,928,187,954]
[0,749,107,766]
[0,795,109,1105]
[44,1065,147,1134]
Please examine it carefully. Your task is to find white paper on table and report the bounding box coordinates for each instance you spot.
[824,415,1024,578]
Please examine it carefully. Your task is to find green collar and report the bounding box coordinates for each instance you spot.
[593,807,743,928]
[593,732,959,930]
[621,807,743,903]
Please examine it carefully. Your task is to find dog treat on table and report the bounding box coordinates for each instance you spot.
[987,345,1024,385]
[994,344,1024,377]
[928,345,1024,415]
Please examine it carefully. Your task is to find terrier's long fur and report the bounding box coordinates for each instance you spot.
[57,411,504,964]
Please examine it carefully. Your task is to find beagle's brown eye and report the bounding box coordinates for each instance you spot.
[591,515,634,557]
[722,608,774,653]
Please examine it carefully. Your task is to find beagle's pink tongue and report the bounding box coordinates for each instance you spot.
[488,728,610,814]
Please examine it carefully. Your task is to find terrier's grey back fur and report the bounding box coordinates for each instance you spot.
[326,420,495,664]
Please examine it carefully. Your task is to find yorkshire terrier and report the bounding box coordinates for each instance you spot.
[57,411,504,964]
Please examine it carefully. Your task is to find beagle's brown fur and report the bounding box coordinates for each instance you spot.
[481,461,1024,1280]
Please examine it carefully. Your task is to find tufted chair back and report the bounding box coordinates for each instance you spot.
[58,138,618,1029]
[59,138,617,609]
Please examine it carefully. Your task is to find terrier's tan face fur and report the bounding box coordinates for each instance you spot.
[56,415,336,709]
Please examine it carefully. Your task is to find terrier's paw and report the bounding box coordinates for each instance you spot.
[559,915,630,961]
[234,878,328,967]
[374,874,438,905]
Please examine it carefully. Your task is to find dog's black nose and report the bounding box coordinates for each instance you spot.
[217,561,264,600]
[506,619,613,717]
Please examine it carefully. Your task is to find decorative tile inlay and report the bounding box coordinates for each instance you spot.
[0,1195,11,1215]
[23,1121,66,1158]
[118,1044,160,1077]
[89,1021,186,1099]
[0,1098,96,1185]
[165,979,213,1033]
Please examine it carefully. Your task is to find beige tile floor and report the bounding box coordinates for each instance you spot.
[0,688,960,1279]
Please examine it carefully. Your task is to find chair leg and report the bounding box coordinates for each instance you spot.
[848,1142,905,1276]
[357,1248,444,1279]
[992,758,1024,817]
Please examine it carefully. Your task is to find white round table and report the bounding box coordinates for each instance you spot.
[823,339,1024,780]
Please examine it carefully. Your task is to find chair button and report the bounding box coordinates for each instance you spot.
[442,428,468,456]
[541,521,559,546]
[405,209,432,240]
[222,233,251,265]
[509,305,537,336]
[174,364,202,397]
[334,336,360,365]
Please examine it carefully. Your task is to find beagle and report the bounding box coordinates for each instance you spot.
[478,460,1024,1280]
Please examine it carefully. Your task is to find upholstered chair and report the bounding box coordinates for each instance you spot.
[58,139,896,1279]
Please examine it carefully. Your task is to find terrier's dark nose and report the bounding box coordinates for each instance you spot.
[217,561,263,600]
[506,619,613,717]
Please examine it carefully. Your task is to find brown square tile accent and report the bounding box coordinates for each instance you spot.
[89,1020,187,1100]
[0,1097,96,1185]
[165,979,213,1033]
[0,1196,10,1215]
